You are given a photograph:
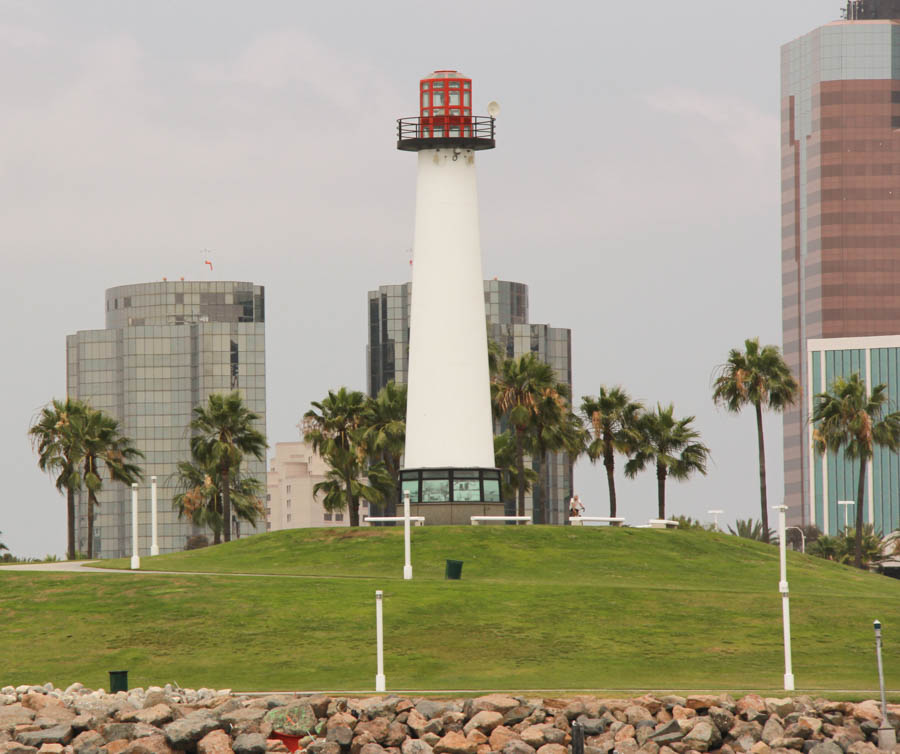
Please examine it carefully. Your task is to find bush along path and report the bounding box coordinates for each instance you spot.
[2,685,900,754]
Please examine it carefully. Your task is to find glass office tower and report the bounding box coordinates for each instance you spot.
[66,280,266,557]
[782,1,900,532]
[367,279,574,523]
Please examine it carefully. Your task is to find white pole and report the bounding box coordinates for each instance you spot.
[874,620,896,749]
[708,509,723,531]
[150,476,159,556]
[774,504,794,690]
[375,590,386,692]
[130,483,140,570]
[839,500,854,534]
[403,490,412,580]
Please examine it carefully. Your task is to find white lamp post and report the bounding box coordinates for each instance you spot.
[375,590,386,692]
[786,526,806,554]
[150,476,159,556]
[774,504,794,690]
[708,509,723,531]
[130,483,140,570]
[403,490,412,580]
[873,620,896,749]
[838,500,854,533]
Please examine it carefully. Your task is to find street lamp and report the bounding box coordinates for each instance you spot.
[785,526,806,554]
[838,500,855,533]
[774,504,794,691]
[708,509,723,532]
[873,620,896,749]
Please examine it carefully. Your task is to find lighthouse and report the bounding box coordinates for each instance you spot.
[397,70,503,524]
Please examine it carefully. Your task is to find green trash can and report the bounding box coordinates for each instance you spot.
[445,559,463,580]
[108,670,128,693]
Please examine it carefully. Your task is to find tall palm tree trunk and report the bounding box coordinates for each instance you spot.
[515,429,526,517]
[656,462,667,520]
[67,487,76,560]
[604,442,617,518]
[755,401,770,544]
[87,491,96,559]
[222,465,232,542]
[346,475,359,526]
[855,456,867,569]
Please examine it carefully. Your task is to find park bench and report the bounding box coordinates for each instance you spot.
[569,516,625,526]
[470,515,532,525]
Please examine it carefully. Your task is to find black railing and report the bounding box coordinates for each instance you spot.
[397,115,496,151]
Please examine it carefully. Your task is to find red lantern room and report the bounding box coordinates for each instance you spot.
[397,69,495,151]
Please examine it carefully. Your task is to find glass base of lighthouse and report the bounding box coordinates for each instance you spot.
[400,467,504,524]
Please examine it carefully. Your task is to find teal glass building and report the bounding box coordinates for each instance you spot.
[66,280,267,557]
[807,336,900,535]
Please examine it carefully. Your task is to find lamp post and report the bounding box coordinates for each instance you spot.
[708,509,723,532]
[375,590,386,692]
[403,490,412,580]
[150,476,159,557]
[774,504,794,690]
[130,483,140,571]
[873,620,896,749]
[838,500,854,533]
[786,526,806,554]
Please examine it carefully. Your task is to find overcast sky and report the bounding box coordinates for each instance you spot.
[1,1,834,557]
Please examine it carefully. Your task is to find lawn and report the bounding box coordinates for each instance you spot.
[2,526,898,693]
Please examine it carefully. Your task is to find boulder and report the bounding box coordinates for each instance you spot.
[384,723,407,748]
[463,714,503,738]
[470,698,519,717]
[850,704,881,725]
[326,726,354,747]
[535,745,566,754]
[401,741,433,754]
[686,697,720,713]
[502,709,533,728]
[749,743,770,754]
[326,713,357,732]
[433,732,476,754]
[709,708,735,735]
[0,747,36,754]
[351,732,377,754]
[519,728,547,750]
[0,710,37,734]
[121,736,176,754]
[356,720,390,744]
[737,698,768,721]
[16,728,73,748]
[766,701,795,719]
[73,731,106,754]
[616,726,637,743]
[649,722,684,746]
[440,715,465,735]
[163,716,221,750]
[768,739,804,751]
[489,727,519,751]
[682,722,720,753]
[672,708,696,722]
[627,708,654,726]
[500,742,535,754]
[763,720,786,745]
[846,744,879,754]
[20,699,62,715]
[303,698,331,720]
[308,743,342,754]
[232,735,266,754]
[357,698,399,720]
[197,731,233,754]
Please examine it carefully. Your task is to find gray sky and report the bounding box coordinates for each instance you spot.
[1,0,831,557]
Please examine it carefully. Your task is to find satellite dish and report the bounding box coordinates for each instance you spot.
[487,101,501,118]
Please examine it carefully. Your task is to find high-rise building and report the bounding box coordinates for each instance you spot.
[66,280,267,557]
[366,279,573,523]
[781,1,900,535]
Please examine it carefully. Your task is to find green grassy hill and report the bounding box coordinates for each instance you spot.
[2,526,898,694]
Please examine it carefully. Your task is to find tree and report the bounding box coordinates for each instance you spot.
[808,534,841,561]
[728,517,777,543]
[29,398,88,560]
[190,391,267,542]
[581,387,643,518]
[491,353,568,518]
[0,531,7,553]
[712,338,798,543]
[303,387,370,526]
[360,382,407,516]
[837,525,886,568]
[494,431,538,508]
[624,404,710,521]
[72,406,144,558]
[312,446,387,523]
[813,373,900,568]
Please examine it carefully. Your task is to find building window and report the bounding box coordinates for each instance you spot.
[324,513,333,521]
[266,522,271,530]
[266,494,271,501]
[286,499,291,507]
[335,513,344,522]
[286,485,291,493]
[286,513,291,522]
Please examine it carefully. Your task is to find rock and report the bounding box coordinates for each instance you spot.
[489,727,519,751]
[502,709,533,728]
[616,726,637,743]
[500,742,535,754]
[737,699,768,721]
[356,720,390,744]
[163,716,221,750]
[232,735,266,754]
[465,731,487,747]
[351,732,377,754]
[851,704,882,725]
[433,732,476,754]
[71,716,98,734]
[308,743,342,754]
[20,699,62,715]
[197,731,232,754]
[402,741,433,754]
[846,744,879,754]
[73,731,105,754]
[686,698,720,713]
[384,723,407,748]
[471,698,519,717]
[535,746,566,754]
[766,701,795,719]
[16,728,73,748]
[463,714,503,738]
[682,722,720,753]
[806,744,842,754]
[440,715,465,735]
[326,713,358,732]
[769,740,804,751]
[129,708,172,728]
[519,728,547,750]
[649,722,684,745]
[326,726,354,747]
[710,708,736,735]
[264,706,316,738]
[0,744,38,754]
[750,743,771,754]
[420,735,440,748]
[105,740,131,754]
[672,708,696,722]
[357,698,399,721]
[627,709,654,726]
[0,708,37,733]
[121,736,176,754]
[763,720,786,745]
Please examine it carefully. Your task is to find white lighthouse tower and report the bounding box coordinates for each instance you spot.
[397,70,503,524]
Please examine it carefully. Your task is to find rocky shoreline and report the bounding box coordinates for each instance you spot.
[2,685,900,754]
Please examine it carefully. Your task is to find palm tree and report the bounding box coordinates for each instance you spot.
[625,404,710,520]
[360,382,407,516]
[712,338,798,543]
[29,398,89,560]
[808,534,841,561]
[313,446,387,522]
[581,387,643,518]
[813,373,900,568]
[837,525,886,568]
[491,353,566,518]
[494,431,538,509]
[0,531,7,553]
[190,391,267,542]
[72,406,144,558]
[303,387,370,526]
[728,517,777,543]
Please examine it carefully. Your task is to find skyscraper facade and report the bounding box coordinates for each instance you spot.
[781,2,900,534]
[366,279,573,523]
[67,280,267,557]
